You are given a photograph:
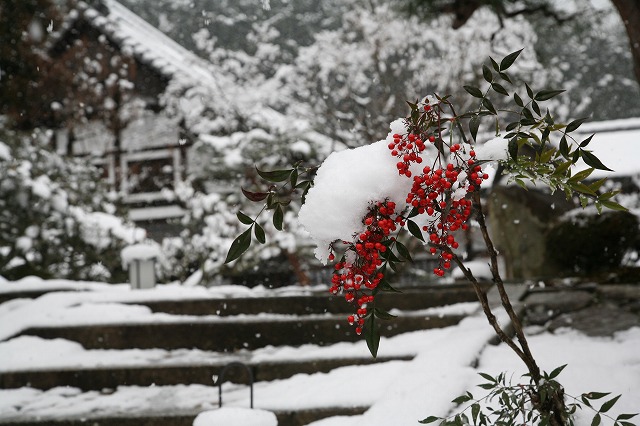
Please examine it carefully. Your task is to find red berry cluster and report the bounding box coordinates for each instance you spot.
[388,102,489,276]
[328,201,399,334]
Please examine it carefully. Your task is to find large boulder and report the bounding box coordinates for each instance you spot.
[487,185,573,279]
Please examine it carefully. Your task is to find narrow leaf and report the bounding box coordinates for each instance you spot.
[591,413,601,426]
[236,211,254,225]
[273,204,284,230]
[500,48,523,71]
[464,85,484,98]
[482,64,493,83]
[534,89,565,101]
[407,220,424,241]
[470,116,480,142]
[256,167,293,183]
[492,82,509,96]
[224,228,252,264]
[482,98,497,115]
[514,92,524,107]
[548,364,567,379]
[600,395,621,413]
[581,149,613,171]
[566,117,589,133]
[419,416,440,424]
[599,200,629,212]
[254,223,266,244]
[374,307,397,320]
[579,134,595,148]
[365,315,380,358]
[395,240,412,261]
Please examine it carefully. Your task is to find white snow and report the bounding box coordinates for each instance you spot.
[298,139,414,263]
[194,408,277,426]
[474,136,510,161]
[120,242,163,269]
[573,124,640,178]
[0,279,638,425]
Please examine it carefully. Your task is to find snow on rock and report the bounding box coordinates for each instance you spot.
[193,408,277,426]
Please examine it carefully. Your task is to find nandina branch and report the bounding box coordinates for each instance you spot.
[449,250,528,363]
[470,191,542,380]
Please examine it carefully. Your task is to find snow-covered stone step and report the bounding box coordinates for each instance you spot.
[132,284,484,316]
[0,354,413,391]
[0,354,416,426]
[18,311,468,351]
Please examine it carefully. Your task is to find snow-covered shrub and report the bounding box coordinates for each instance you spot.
[0,127,145,282]
[158,105,341,285]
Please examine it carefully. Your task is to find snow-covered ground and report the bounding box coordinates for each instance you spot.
[0,277,638,425]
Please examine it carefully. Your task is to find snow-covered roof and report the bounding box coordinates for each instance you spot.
[71,0,220,91]
[574,118,640,178]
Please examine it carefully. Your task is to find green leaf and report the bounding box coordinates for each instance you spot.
[289,168,299,187]
[470,116,480,142]
[569,167,594,184]
[508,138,518,161]
[256,167,293,182]
[472,403,480,423]
[374,307,397,320]
[570,181,597,196]
[236,211,254,225]
[241,187,269,202]
[600,395,621,413]
[224,227,252,264]
[579,134,595,148]
[500,48,523,71]
[452,394,472,404]
[407,220,424,241]
[616,413,638,421]
[559,135,569,158]
[365,315,380,358]
[379,281,402,295]
[419,416,440,424]
[591,413,602,426]
[599,200,629,212]
[566,117,589,133]
[532,100,541,116]
[499,71,512,84]
[489,56,500,71]
[548,364,567,380]
[254,222,266,244]
[395,240,412,261]
[581,149,613,171]
[525,83,534,98]
[482,64,493,83]
[514,92,524,107]
[491,82,509,96]
[534,89,565,101]
[273,204,284,230]
[478,372,496,382]
[482,98,497,115]
[464,85,484,98]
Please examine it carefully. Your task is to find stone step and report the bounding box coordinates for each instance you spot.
[132,284,484,316]
[18,312,465,351]
[0,354,413,391]
[0,405,369,426]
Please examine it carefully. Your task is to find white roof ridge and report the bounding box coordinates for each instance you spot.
[78,0,220,91]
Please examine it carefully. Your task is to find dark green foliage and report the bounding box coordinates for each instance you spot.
[546,210,639,275]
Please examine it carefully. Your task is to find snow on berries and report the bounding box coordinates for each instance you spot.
[299,97,494,332]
